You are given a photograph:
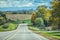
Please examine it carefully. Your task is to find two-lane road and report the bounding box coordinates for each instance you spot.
[0,23,49,40]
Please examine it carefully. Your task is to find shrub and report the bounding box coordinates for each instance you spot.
[35,18,44,27]
[2,23,9,29]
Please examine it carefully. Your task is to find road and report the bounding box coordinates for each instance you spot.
[0,23,49,40]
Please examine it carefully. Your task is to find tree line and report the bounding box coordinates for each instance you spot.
[0,11,7,25]
[31,0,60,30]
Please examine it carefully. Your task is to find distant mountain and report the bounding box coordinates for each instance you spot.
[2,9,35,14]
[0,7,36,12]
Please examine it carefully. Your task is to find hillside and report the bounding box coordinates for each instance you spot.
[6,14,32,20]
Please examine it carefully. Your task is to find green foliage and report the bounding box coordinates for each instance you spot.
[36,6,51,20]
[51,0,60,29]
[0,12,7,25]
[42,32,60,39]
[0,23,17,31]
[0,16,7,25]
[8,23,17,30]
[2,23,9,29]
[31,6,51,27]
[25,19,31,24]
[29,26,40,31]
[35,18,44,27]
[52,0,60,17]
[31,0,60,30]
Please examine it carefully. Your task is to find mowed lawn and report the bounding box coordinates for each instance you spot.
[6,14,32,20]
[0,23,18,31]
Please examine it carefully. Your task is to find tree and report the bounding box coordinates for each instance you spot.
[36,6,47,18]
[35,18,44,27]
[0,11,7,25]
[36,6,51,20]
[31,12,35,25]
[51,0,60,29]
[35,6,51,26]
[52,0,60,17]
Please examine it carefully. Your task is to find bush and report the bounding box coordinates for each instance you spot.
[0,17,6,25]
[2,23,9,29]
[35,18,44,27]
[0,13,7,25]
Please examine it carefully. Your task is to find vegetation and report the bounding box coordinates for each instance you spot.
[0,11,18,31]
[31,12,35,25]
[31,0,60,30]
[0,10,32,31]
[29,0,60,39]
[40,32,60,40]
[29,26,40,31]
[4,9,33,14]
[29,26,60,40]
[51,0,60,29]
[0,22,17,31]
[0,12,7,25]
[35,18,44,27]
[8,23,17,30]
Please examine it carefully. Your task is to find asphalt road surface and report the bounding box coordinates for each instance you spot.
[0,23,49,40]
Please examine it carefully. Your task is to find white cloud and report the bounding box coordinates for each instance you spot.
[0,1,7,7]
[0,0,50,8]
[37,3,49,6]
[16,3,33,7]
[0,1,12,7]
[0,1,34,8]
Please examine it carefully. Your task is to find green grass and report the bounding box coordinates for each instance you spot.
[29,26,40,31]
[19,19,32,25]
[42,32,60,39]
[29,26,60,39]
[7,23,17,30]
[0,25,4,31]
[0,23,18,31]
[29,26,45,31]
[25,19,31,25]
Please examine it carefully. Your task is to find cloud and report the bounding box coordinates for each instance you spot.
[0,1,13,7]
[36,2,50,6]
[14,2,33,7]
[0,0,52,8]
[0,1,34,8]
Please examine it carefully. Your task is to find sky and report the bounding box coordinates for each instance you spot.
[0,0,52,11]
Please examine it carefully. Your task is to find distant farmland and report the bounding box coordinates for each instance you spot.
[6,14,32,20]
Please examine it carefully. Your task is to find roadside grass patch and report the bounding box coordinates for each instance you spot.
[7,23,17,30]
[42,32,60,39]
[0,23,18,31]
[29,26,40,31]
[25,19,31,25]
[29,26,60,40]
[0,25,4,31]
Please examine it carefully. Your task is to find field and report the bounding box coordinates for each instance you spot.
[6,14,32,20]
[0,14,31,31]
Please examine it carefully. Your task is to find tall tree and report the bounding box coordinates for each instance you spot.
[36,6,51,26]
[31,12,35,25]
[52,0,60,29]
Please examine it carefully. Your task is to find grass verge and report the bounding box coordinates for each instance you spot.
[0,23,18,32]
[28,26,60,40]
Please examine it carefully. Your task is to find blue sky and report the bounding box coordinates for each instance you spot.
[0,0,52,11]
